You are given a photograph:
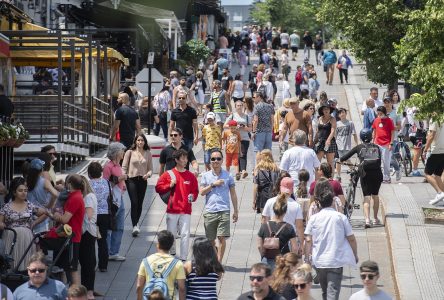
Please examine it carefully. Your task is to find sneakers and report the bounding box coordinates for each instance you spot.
[235,173,241,181]
[372,219,381,226]
[382,179,391,184]
[395,170,402,181]
[242,171,248,179]
[132,225,140,237]
[429,192,444,205]
[410,170,422,177]
[109,254,126,261]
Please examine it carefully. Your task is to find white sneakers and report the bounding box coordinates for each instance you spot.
[132,225,140,237]
[429,192,444,205]
[395,170,402,181]
[109,254,126,261]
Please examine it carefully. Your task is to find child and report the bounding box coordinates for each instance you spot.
[278,110,289,160]
[295,65,303,97]
[296,169,310,198]
[308,72,320,100]
[223,120,241,180]
[202,112,222,171]
[335,108,358,181]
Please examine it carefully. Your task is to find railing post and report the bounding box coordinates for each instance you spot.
[57,30,64,143]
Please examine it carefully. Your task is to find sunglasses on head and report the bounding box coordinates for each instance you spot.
[28,268,46,274]
[293,283,307,290]
[210,157,222,161]
[170,133,179,137]
[360,273,376,280]
[249,275,264,282]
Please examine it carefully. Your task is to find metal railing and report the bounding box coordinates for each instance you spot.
[91,96,112,139]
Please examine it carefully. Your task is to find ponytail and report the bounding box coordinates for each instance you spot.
[273,193,288,217]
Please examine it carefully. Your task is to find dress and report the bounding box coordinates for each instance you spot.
[316,117,338,154]
[0,201,36,271]
[186,265,219,300]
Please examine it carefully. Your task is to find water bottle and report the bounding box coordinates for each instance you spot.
[188,194,194,203]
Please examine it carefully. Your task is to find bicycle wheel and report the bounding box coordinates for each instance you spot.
[345,185,355,220]
[401,144,413,175]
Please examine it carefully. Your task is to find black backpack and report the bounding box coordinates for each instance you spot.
[358,143,381,170]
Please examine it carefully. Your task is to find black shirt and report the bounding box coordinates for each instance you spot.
[258,221,296,254]
[237,287,286,300]
[221,75,233,91]
[0,95,14,118]
[159,143,196,171]
[170,105,197,140]
[303,35,313,47]
[139,106,157,129]
[115,105,139,146]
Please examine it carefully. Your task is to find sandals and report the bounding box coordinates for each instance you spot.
[364,220,372,229]
[372,219,381,226]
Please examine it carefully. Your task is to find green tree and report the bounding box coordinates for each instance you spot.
[317,0,421,88]
[250,0,270,25]
[393,0,444,122]
[177,40,212,69]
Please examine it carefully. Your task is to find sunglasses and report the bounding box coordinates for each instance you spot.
[211,157,222,161]
[170,134,179,137]
[28,268,46,274]
[293,283,307,290]
[249,275,264,282]
[360,274,376,280]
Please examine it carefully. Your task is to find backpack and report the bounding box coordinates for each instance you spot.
[295,71,303,85]
[143,257,179,300]
[358,143,381,170]
[263,222,287,259]
[159,170,176,207]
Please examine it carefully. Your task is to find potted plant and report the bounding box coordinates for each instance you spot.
[13,123,29,148]
[0,123,9,147]
[4,123,17,147]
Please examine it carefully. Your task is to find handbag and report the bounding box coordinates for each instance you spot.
[107,181,119,231]
[336,63,342,70]
[263,222,287,259]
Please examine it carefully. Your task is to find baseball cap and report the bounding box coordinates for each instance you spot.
[30,158,45,170]
[207,112,216,120]
[228,120,238,127]
[360,260,379,273]
[280,177,294,194]
[383,96,391,103]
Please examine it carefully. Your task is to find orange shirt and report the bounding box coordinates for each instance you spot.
[223,129,241,154]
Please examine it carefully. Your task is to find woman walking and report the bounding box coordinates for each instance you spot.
[253,149,280,213]
[315,104,337,177]
[271,253,299,299]
[79,176,98,300]
[122,134,153,236]
[274,74,291,108]
[184,237,224,300]
[230,74,245,103]
[191,71,207,115]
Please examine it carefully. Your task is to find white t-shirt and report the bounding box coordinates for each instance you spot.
[429,121,444,154]
[305,207,356,268]
[361,99,383,113]
[262,196,303,231]
[349,289,393,300]
[83,193,98,237]
[280,33,289,45]
[280,146,320,187]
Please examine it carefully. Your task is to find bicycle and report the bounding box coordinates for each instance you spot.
[338,162,361,221]
[393,135,413,176]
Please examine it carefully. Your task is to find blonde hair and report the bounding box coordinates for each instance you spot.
[258,64,266,72]
[255,149,279,172]
[81,175,94,197]
[294,263,313,283]
[271,253,300,293]
[282,98,291,108]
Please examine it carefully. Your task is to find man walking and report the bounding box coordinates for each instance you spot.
[210,80,231,127]
[349,260,392,300]
[200,149,239,262]
[252,91,275,160]
[170,92,198,150]
[159,127,199,176]
[302,31,313,61]
[237,263,285,300]
[290,30,300,61]
[110,92,141,149]
[361,87,382,115]
[155,149,199,261]
[136,230,186,300]
[423,121,444,205]
[280,97,313,147]
[305,182,358,300]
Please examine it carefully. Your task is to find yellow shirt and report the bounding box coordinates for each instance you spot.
[137,253,185,298]
[202,124,222,150]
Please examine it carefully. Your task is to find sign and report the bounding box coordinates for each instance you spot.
[147,52,155,65]
[135,67,164,96]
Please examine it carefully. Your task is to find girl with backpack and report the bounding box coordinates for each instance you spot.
[339,128,383,228]
[253,150,280,213]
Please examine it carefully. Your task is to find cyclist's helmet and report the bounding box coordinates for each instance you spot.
[360,128,373,143]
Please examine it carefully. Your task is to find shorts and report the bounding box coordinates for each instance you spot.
[215,112,227,124]
[409,130,426,148]
[281,44,289,49]
[204,148,220,165]
[253,132,272,152]
[204,211,230,241]
[361,170,383,196]
[425,154,444,176]
[291,46,298,53]
[226,152,239,168]
[315,139,338,154]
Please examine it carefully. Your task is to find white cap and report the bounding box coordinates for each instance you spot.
[207,112,216,119]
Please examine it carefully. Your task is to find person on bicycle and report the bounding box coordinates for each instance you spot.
[339,128,383,228]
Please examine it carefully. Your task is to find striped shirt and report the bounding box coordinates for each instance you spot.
[211,91,226,114]
[186,267,219,300]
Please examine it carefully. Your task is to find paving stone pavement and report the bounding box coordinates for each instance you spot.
[90,51,398,299]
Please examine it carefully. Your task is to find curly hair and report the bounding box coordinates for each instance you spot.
[271,252,300,293]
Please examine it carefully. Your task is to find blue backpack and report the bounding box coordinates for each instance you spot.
[143,257,179,300]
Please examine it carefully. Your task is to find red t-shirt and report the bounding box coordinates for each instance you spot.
[309,178,344,197]
[64,190,85,243]
[372,117,395,146]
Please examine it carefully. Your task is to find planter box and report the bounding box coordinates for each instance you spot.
[422,206,444,225]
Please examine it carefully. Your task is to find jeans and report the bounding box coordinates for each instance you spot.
[317,267,343,300]
[391,141,400,172]
[107,196,125,256]
[239,140,250,172]
[261,256,276,271]
[315,50,322,65]
[253,132,272,152]
[379,145,392,181]
[96,214,110,270]
[154,111,168,139]
[166,213,191,260]
[126,176,147,226]
[79,231,96,291]
[183,138,194,151]
[304,46,311,60]
[339,68,348,83]
[295,84,301,96]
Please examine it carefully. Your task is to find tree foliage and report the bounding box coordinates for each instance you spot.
[177,40,212,69]
[393,0,444,122]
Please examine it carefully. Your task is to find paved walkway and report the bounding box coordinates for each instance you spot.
[89,51,399,299]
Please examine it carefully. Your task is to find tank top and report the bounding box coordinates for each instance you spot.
[186,266,219,300]
[318,117,334,141]
[232,80,244,98]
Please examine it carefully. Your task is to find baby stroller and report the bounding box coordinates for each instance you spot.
[0,228,73,291]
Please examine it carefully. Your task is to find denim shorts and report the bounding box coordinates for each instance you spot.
[253,132,272,152]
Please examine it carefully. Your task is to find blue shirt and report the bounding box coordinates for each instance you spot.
[13,278,67,300]
[363,108,376,129]
[201,170,235,213]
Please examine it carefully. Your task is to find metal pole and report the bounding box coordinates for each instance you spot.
[148,66,152,135]
[57,30,63,143]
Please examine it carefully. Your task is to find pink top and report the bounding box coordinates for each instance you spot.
[103,160,126,191]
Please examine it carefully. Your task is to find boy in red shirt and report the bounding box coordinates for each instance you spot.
[155,149,198,260]
[223,120,242,180]
[372,106,395,183]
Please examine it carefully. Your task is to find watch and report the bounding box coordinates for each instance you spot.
[210,183,215,188]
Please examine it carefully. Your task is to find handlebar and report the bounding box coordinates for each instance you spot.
[337,161,359,168]
[3,228,18,256]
